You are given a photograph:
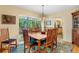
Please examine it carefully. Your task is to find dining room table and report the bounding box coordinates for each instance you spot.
[28,32,47,52]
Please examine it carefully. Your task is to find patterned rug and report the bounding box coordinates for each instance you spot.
[56,42,72,53]
[10,34,72,53]
[10,42,72,53]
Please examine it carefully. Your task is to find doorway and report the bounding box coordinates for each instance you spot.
[54,18,63,43]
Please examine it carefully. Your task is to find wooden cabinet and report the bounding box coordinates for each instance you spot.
[72,11,79,45]
[72,29,79,45]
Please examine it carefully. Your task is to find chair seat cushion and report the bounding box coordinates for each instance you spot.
[1,39,16,44]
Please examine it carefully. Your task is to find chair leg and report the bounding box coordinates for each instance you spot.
[24,48,30,53]
[28,48,30,53]
[55,41,57,48]
[15,40,17,48]
[51,44,53,52]
[8,45,11,53]
[24,48,26,53]
[1,43,3,52]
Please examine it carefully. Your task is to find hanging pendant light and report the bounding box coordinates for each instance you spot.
[41,5,45,20]
[41,5,45,32]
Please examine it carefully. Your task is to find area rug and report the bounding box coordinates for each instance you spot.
[10,42,72,53]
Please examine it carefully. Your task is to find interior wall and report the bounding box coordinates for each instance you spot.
[48,8,79,42]
[0,5,40,42]
[0,6,79,43]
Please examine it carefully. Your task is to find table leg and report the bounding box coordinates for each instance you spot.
[38,40,40,53]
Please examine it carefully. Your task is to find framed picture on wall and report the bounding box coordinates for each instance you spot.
[1,14,16,24]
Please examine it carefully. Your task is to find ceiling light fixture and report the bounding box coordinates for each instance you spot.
[41,5,45,20]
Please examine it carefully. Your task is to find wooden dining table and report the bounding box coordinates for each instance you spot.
[29,32,47,52]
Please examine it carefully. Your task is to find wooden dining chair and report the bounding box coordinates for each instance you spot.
[23,29,30,53]
[46,29,53,49]
[43,29,58,53]
[1,28,17,53]
[40,29,53,53]
[23,29,38,53]
[52,29,58,48]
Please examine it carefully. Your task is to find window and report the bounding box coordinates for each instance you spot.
[19,16,41,33]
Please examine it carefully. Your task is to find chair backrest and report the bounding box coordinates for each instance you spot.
[46,28,58,46]
[51,29,58,43]
[1,28,9,41]
[46,29,53,48]
[23,29,29,46]
[47,29,53,43]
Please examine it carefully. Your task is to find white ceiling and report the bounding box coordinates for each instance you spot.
[15,5,79,15]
